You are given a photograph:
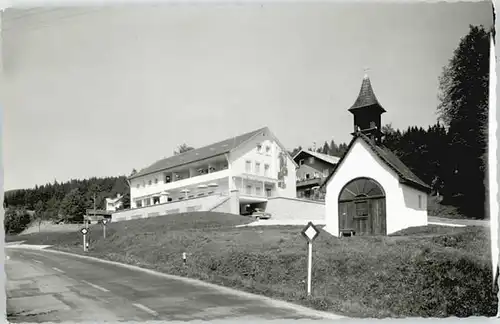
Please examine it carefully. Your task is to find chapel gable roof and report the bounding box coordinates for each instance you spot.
[321,132,431,193]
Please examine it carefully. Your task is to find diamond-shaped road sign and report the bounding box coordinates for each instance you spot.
[301,222,320,243]
[80,228,89,235]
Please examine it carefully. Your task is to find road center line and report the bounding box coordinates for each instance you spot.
[81,280,110,292]
[52,267,65,273]
[133,303,159,316]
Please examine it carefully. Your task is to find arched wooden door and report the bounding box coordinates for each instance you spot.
[338,177,386,236]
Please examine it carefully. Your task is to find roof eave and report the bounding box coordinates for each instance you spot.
[399,178,432,193]
[128,151,230,181]
[348,103,387,113]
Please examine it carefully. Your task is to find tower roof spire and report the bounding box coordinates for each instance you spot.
[348,70,386,113]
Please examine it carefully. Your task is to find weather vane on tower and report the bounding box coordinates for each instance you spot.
[363,66,371,78]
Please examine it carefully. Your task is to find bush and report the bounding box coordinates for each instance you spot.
[4,207,32,234]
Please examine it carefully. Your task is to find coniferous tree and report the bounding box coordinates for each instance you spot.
[437,24,490,218]
[321,141,330,155]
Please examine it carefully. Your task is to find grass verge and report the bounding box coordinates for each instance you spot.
[7,212,497,318]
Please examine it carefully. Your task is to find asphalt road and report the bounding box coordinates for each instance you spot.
[6,247,342,322]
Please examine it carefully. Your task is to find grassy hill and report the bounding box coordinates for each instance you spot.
[7,211,497,318]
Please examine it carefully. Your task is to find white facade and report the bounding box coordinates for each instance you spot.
[128,128,297,214]
[324,138,428,237]
[105,194,123,212]
[229,131,297,201]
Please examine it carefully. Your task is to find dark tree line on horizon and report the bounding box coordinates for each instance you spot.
[3,25,491,233]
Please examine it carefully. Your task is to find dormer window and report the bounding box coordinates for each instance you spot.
[266,146,271,154]
[299,159,304,166]
[257,144,262,153]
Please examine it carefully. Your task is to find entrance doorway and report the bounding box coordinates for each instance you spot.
[337,177,386,236]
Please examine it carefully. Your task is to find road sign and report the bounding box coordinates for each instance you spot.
[101,219,109,239]
[300,222,320,296]
[301,222,320,243]
[81,227,89,252]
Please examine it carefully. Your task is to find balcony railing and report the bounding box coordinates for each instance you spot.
[296,177,322,187]
[132,169,230,198]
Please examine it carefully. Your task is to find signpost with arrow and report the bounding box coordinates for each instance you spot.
[301,221,321,296]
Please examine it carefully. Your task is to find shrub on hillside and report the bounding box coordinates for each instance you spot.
[4,207,32,234]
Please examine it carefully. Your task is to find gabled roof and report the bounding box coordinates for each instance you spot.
[129,126,298,180]
[348,74,386,113]
[293,149,340,166]
[321,132,431,193]
[130,127,266,180]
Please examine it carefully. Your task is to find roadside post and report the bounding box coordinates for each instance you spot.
[81,227,89,252]
[182,252,187,265]
[102,219,109,239]
[301,221,320,296]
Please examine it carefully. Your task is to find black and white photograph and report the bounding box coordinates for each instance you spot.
[2,0,498,322]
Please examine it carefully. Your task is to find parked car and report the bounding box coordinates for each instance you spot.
[252,208,272,220]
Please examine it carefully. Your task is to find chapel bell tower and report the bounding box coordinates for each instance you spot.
[348,72,386,143]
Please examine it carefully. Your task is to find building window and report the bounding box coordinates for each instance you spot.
[256,186,262,196]
[154,178,158,184]
[136,184,140,189]
[299,159,304,166]
[246,185,252,195]
[309,157,314,164]
[418,195,422,209]
[142,181,146,187]
[265,188,272,197]
[144,198,151,206]
[245,161,252,173]
[165,175,171,183]
[314,172,320,178]
[135,200,142,208]
[264,164,270,176]
[257,144,262,153]
[305,173,310,179]
[323,169,329,177]
[266,146,271,155]
[148,180,152,186]
[152,196,160,204]
[255,162,261,174]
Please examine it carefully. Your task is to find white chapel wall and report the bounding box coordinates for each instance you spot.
[325,138,410,236]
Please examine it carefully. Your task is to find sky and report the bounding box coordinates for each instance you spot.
[1,2,494,191]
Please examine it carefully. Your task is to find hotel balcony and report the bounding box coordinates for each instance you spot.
[233,173,277,203]
[131,156,230,208]
[296,176,323,188]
